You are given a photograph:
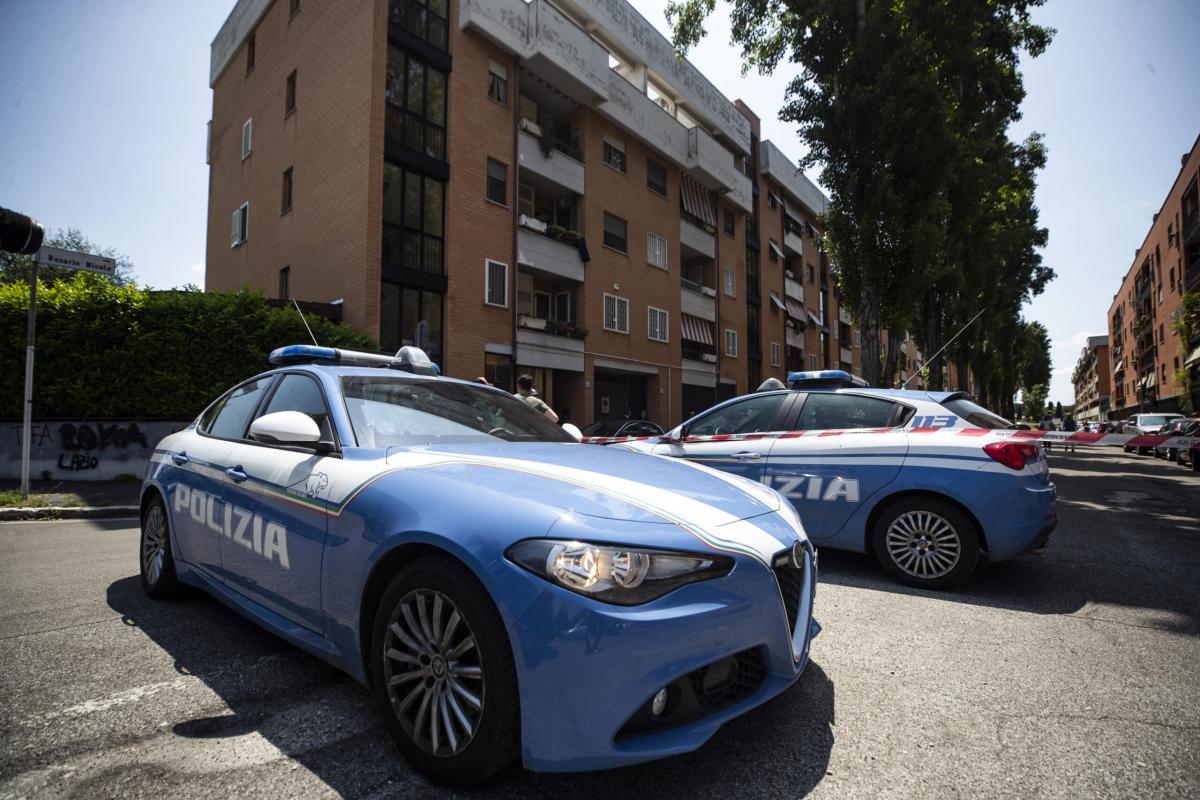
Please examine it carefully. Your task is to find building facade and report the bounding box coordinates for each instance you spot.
[1071,335,1110,421]
[205,0,862,429]
[1105,134,1200,419]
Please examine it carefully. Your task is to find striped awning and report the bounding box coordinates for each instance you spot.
[770,292,787,313]
[681,313,714,346]
[786,298,806,322]
[680,174,717,227]
[782,198,802,223]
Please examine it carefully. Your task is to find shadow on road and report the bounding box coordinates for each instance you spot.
[107,575,835,798]
[817,449,1200,634]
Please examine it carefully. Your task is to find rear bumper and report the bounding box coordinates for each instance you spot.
[983,481,1057,562]
[507,546,818,772]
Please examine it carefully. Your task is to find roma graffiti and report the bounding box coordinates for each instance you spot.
[2,420,186,480]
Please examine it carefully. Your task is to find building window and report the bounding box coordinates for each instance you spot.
[281,167,293,213]
[603,212,628,252]
[241,118,252,159]
[853,330,861,347]
[648,307,669,342]
[647,233,668,269]
[603,137,626,173]
[285,70,297,115]
[381,282,443,362]
[487,61,508,104]
[486,159,507,205]
[1158,324,1165,343]
[485,259,508,307]
[724,209,735,236]
[385,47,447,161]
[808,353,818,371]
[230,202,249,247]
[278,266,289,299]
[603,294,629,333]
[768,239,779,262]
[554,291,573,323]
[388,0,449,51]
[771,342,781,367]
[724,268,736,297]
[807,264,815,283]
[646,158,667,196]
[246,34,255,74]
[724,329,738,358]
[382,164,444,274]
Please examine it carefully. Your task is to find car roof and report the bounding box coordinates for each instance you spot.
[797,386,963,404]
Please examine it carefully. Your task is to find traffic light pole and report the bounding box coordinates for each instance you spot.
[21,261,38,498]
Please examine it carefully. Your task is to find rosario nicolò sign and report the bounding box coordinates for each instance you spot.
[35,246,117,275]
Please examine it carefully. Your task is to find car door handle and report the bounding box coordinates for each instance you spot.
[171,452,189,465]
[732,451,762,461]
[226,466,248,483]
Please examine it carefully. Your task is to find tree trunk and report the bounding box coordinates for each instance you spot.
[857,286,882,387]
[883,328,902,388]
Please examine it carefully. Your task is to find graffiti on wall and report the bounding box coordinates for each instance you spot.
[2,420,185,480]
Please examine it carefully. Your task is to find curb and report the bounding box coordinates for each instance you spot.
[0,505,140,521]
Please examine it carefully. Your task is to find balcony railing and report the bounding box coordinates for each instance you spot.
[390,0,449,51]
[383,222,443,274]
[385,103,445,161]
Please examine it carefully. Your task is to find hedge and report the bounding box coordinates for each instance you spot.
[0,274,376,420]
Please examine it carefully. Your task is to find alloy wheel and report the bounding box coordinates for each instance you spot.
[885,510,961,579]
[141,505,167,586]
[383,588,485,757]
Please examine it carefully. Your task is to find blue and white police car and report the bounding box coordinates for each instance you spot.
[138,345,819,783]
[616,371,1057,589]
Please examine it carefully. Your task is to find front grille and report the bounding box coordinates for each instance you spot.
[615,647,766,739]
[773,559,805,635]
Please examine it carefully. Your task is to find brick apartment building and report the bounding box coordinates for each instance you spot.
[204,0,865,429]
[1071,335,1110,421]
[1106,134,1200,419]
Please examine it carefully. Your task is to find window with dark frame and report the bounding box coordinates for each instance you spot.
[285,70,297,114]
[281,167,293,213]
[279,266,290,299]
[486,159,507,205]
[485,259,507,307]
[646,158,666,196]
[603,139,626,173]
[384,46,447,161]
[603,212,627,252]
[246,34,255,74]
[487,62,508,105]
[388,0,449,52]
[382,163,445,275]
[723,208,735,236]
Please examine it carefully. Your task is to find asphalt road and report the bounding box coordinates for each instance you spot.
[1,449,1198,799]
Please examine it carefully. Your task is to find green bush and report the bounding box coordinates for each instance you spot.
[0,274,375,420]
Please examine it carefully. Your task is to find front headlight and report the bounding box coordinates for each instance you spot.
[507,539,734,606]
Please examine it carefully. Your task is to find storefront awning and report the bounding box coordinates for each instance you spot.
[681,313,715,347]
[680,174,717,227]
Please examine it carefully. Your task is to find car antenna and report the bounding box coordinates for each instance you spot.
[902,307,985,389]
[292,298,320,346]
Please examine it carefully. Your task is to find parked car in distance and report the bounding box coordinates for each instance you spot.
[1123,413,1184,454]
[581,419,664,440]
[1161,418,1200,463]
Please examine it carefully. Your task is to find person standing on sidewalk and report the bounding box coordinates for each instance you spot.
[515,374,559,423]
[1062,414,1077,453]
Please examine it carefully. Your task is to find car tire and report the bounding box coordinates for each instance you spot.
[140,495,180,599]
[871,497,980,590]
[371,555,520,785]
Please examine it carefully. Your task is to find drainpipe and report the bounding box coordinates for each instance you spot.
[510,67,521,389]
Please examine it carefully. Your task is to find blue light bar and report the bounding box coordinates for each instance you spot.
[268,345,395,367]
[786,369,869,389]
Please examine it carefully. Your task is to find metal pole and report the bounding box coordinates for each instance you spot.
[21,260,38,498]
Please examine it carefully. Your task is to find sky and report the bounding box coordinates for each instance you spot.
[2,0,1198,404]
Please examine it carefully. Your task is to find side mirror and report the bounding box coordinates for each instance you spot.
[664,426,684,443]
[561,423,583,442]
[250,411,322,445]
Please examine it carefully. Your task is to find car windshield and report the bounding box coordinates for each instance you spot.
[940,397,1012,430]
[341,376,575,446]
[1140,415,1168,427]
[582,420,622,436]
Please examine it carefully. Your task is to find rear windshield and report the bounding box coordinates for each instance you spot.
[940,398,1012,430]
[582,420,622,436]
[1138,415,1169,427]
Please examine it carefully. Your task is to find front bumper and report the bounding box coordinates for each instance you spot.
[506,544,818,772]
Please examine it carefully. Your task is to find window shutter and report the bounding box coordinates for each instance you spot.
[231,209,239,247]
[242,118,252,159]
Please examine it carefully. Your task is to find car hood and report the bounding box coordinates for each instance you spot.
[383,442,781,526]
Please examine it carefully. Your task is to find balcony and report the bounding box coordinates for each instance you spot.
[785,275,804,302]
[518,128,584,194]
[516,326,585,372]
[839,306,853,325]
[840,346,853,364]
[681,356,717,387]
[517,227,585,282]
[687,127,752,213]
[760,140,826,217]
[680,218,715,259]
[681,280,717,322]
[459,0,609,104]
[786,326,804,349]
[783,229,804,257]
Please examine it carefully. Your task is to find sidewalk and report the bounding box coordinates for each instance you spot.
[0,479,141,520]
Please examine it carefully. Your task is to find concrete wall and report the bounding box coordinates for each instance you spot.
[1,421,189,481]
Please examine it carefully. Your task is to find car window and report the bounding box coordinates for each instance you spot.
[940,397,1011,429]
[687,394,786,437]
[259,373,335,443]
[205,376,274,440]
[626,422,662,436]
[796,393,897,430]
[582,421,621,436]
[1139,415,1168,427]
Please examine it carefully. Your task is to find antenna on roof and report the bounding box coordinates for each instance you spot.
[292,298,319,346]
[902,307,985,389]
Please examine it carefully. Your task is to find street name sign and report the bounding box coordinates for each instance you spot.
[35,246,117,275]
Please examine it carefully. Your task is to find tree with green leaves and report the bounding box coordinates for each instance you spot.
[1023,383,1048,421]
[0,227,135,286]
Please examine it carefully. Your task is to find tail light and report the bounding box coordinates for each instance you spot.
[983,441,1041,471]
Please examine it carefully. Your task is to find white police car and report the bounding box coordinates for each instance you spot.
[616,371,1057,589]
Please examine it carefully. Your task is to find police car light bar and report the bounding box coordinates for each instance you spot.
[786,370,869,389]
[268,344,442,375]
